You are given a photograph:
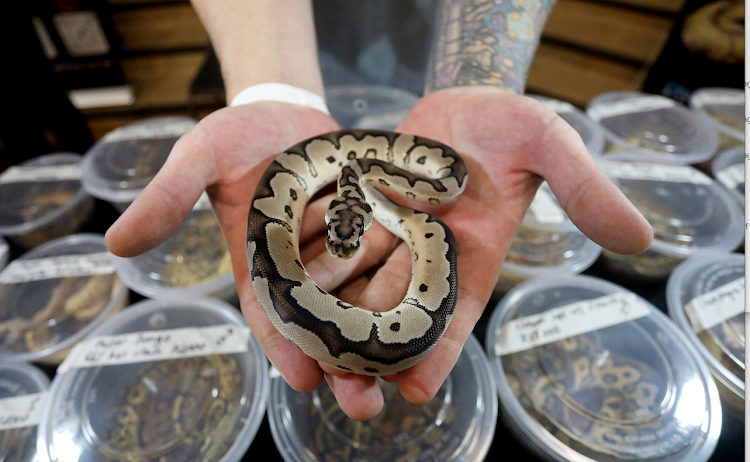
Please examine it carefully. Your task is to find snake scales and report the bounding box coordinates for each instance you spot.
[247,130,466,376]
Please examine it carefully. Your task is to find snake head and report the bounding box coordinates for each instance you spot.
[325,196,373,259]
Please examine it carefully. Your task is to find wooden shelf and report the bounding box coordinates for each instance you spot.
[112,3,208,52]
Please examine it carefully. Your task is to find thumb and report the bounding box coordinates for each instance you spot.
[105,127,217,257]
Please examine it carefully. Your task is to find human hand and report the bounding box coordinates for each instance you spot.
[317,86,654,419]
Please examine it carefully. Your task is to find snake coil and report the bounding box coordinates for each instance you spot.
[246,130,467,375]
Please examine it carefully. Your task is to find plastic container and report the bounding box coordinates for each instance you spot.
[0,361,50,462]
[37,297,269,462]
[114,200,236,303]
[0,236,8,272]
[531,95,605,157]
[0,153,94,248]
[496,183,601,296]
[268,333,497,462]
[587,92,718,165]
[711,146,744,206]
[486,275,722,462]
[326,85,419,130]
[689,88,743,143]
[82,117,196,212]
[597,157,744,282]
[667,254,744,418]
[0,234,128,364]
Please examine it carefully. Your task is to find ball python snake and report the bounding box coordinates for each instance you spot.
[247,130,466,376]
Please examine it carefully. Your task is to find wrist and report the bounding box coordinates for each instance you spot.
[230,83,330,115]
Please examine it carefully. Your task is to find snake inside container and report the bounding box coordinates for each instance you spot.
[247,130,467,376]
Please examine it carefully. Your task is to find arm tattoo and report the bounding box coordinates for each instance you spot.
[425,0,556,94]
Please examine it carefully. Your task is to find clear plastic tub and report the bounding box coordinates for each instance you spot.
[0,234,128,364]
[37,297,269,462]
[496,185,601,295]
[326,85,419,130]
[0,361,50,462]
[587,92,718,165]
[0,153,94,248]
[531,95,605,157]
[268,333,497,462]
[0,236,8,272]
[666,254,744,418]
[711,146,744,206]
[689,88,743,143]
[486,275,722,462]
[82,117,196,212]
[114,201,236,303]
[598,156,744,282]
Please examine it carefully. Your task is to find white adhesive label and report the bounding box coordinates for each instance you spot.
[269,365,281,379]
[685,278,745,333]
[0,164,81,184]
[692,92,744,108]
[716,163,745,190]
[539,99,576,114]
[587,96,675,122]
[602,161,713,185]
[58,324,251,373]
[0,392,46,431]
[192,192,212,211]
[0,253,115,284]
[494,292,651,356]
[529,186,565,224]
[103,120,195,143]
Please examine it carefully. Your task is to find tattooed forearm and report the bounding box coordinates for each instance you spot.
[425,0,556,94]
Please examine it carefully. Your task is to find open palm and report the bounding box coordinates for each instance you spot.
[106,88,652,421]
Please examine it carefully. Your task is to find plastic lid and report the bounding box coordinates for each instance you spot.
[666,254,744,401]
[115,204,235,300]
[711,147,744,206]
[37,297,269,462]
[0,234,128,363]
[601,157,743,257]
[689,88,744,142]
[486,275,722,462]
[0,153,89,236]
[531,95,605,157]
[502,222,601,279]
[326,85,419,131]
[82,117,196,203]
[0,361,50,462]
[587,92,718,165]
[268,333,497,462]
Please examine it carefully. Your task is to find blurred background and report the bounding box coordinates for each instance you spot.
[0,0,743,165]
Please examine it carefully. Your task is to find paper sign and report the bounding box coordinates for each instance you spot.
[0,253,115,284]
[58,324,251,373]
[494,292,651,356]
[685,278,744,333]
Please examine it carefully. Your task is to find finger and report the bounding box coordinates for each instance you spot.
[530,113,653,255]
[336,275,370,305]
[325,373,384,421]
[304,221,398,292]
[351,243,412,312]
[105,128,217,257]
[299,193,337,243]
[300,234,327,264]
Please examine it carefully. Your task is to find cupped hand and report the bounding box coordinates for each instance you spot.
[318,86,654,418]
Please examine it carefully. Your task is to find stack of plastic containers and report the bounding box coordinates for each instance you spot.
[597,157,743,281]
[268,334,496,462]
[667,254,745,418]
[0,234,128,365]
[37,297,269,462]
[82,117,196,212]
[711,146,744,207]
[0,154,94,248]
[487,276,722,462]
[588,91,718,165]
